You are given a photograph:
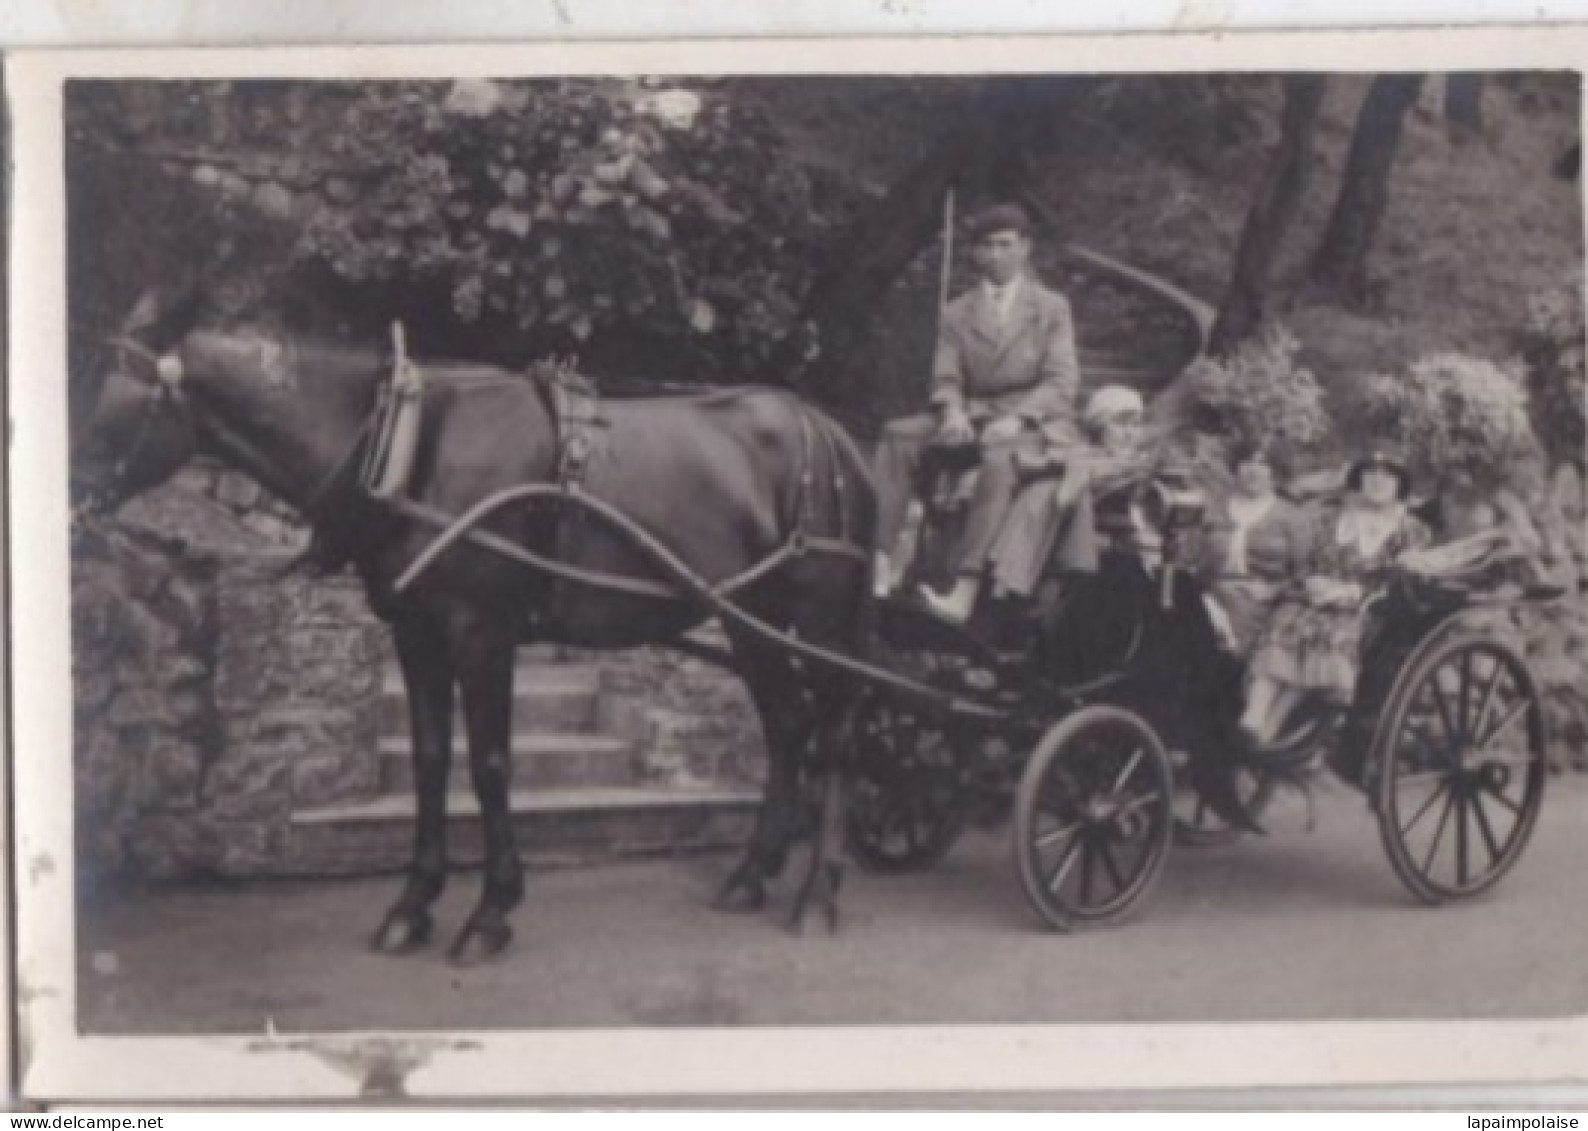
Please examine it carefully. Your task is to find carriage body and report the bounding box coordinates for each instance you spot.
[852,462,1558,930]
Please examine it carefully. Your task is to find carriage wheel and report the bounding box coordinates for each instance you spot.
[846,693,968,874]
[846,600,1003,873]
[1374,633,1547,905]
[1014,705,1175,930]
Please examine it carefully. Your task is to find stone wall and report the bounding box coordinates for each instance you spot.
[72,523,218,877]
[592,633,768,789]
[73,470,389,879]
[72,469,767,880]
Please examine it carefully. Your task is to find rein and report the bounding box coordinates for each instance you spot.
[96,335,192,505]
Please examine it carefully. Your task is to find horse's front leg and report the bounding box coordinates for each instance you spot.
[373,614,455,955]
[448,621,524,965]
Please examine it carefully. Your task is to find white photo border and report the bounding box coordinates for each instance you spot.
[8,29,1588,1102]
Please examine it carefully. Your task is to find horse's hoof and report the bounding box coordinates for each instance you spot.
[371,909,433,956]
[787,865,842,936]
[761,848,790,883]
[785,897,841,937]
[446,919,512,967]
[712,876,766,914]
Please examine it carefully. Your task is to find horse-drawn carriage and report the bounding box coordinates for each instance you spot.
[77,283,1563,960]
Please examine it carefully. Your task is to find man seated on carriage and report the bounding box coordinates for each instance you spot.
[871,202,1085,619]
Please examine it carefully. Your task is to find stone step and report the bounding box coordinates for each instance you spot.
[286,785,762,873]
[377,663,604,737]
[376,733,637,792]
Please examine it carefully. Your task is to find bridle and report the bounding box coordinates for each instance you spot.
[81,334,196,518]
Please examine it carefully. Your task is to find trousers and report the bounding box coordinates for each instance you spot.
[873,411,1047,577]
[987,475,1101,597]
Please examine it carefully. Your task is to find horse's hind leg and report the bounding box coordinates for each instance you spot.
[789,690,855,935]
[448,618,525,965]
[373,614,455,955]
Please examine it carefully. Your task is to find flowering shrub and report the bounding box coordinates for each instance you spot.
[1169,325,1335,470]
[1341,352,1543,497]
[70,78,862,383]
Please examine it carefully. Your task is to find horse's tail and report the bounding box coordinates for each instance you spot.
[796,399,877,559]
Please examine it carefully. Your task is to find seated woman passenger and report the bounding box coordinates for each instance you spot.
[971,384,1149,613]
[1195,438,1312,657]
[1239,443,1431,747]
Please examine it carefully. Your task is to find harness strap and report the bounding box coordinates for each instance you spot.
[389,495,680,600]
[388,485,1001,722]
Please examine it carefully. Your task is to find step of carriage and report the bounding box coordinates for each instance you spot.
[376,732,637,792]
[287,785,762,873]
[376,661,604,738]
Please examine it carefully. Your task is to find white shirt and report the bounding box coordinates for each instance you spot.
[981,275,1024,326]
[1224,493,1276,575]
[1335,503,1407,559]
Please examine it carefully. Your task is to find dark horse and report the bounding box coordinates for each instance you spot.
[76,289,876,963]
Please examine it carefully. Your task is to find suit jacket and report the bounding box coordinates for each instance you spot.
[928,275,1081,445]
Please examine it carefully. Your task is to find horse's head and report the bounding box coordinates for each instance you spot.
[74,287,206,518]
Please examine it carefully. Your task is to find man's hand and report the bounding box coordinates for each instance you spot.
[936,407,975,446]
[979,414,1026,446]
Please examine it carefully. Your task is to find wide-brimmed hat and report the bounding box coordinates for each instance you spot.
[965,202,1034,241]
[1345,442,1414,498]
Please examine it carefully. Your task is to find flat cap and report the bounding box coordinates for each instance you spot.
[966,202,1034,240]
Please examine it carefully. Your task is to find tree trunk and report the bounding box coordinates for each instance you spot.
[1445,74,1484,137]
[1208,76,1328,357]
[1307,74,1424,307]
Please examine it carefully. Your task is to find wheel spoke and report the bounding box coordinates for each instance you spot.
[1456,651,1474,741]
[1115,791,1164,820]
[1035,820,1081,853]
[1395,768,1450,789]
[1469,656,1506,748]
[1399,779,1452,838]
[1079,836,1096,905]
[1428,678,1463,761]
[1044,834,1085,895]
[1469,750,1537,769]
[1469,788,1504,870]
[1477,777,1523,817]
[1109,746,1146,798]
[1096,835,1128,894]
[1477,698,1530,753]
[903,796,924,854]
[1456,788,1471,888]
[1420,787,1459,878]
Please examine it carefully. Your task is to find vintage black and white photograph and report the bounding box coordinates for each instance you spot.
[8,33,1588,1100]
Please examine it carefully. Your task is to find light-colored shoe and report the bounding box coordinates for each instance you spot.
[921,578,978,623]
[873,553,896,599]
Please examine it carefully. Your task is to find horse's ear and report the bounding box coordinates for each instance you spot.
[121,288,164,336]
[122,275,208,352]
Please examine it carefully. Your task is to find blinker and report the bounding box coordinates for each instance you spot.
[156,353,185,391]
